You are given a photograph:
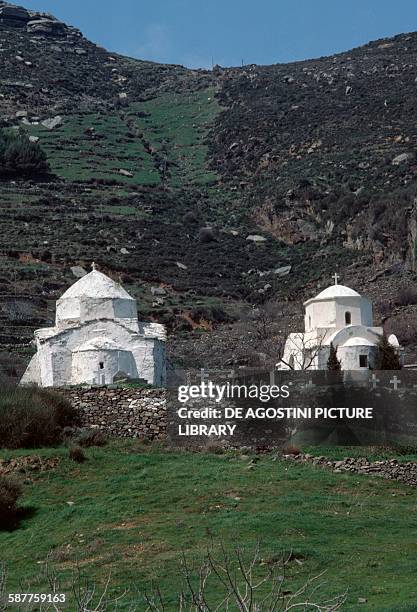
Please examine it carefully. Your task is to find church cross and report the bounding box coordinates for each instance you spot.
[91,262,97,271]
[332,272,340,285]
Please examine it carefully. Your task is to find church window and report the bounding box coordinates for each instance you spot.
[309,315,311,329]
[289,355,295,369]
[345,312,352,325]
[359,354,368,368]
[99,362,104,370]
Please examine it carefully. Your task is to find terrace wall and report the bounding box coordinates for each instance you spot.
[58,387,167,439]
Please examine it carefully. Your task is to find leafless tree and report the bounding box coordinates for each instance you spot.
[144,542,346,611]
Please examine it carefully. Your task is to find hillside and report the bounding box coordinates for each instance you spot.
[1,2,417,379]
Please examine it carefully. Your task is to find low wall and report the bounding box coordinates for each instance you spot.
[58,387,167,439]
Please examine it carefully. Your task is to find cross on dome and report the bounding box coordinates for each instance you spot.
[332,272,340,285]
[91,262,97,271]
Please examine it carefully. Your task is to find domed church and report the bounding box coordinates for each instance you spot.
[277,274,401,371]
[20,265,166,387]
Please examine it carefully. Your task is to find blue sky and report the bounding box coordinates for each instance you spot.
[22,0,417,68]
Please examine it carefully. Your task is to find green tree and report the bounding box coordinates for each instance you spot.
[0,129,48,177]
[375,333,401,370]
[327,342,342,371]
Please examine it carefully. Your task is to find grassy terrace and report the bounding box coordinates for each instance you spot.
[22,87,220,189]
[1,441,417,610]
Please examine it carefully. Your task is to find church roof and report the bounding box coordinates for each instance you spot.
[60,270,134,300]
[310,284,361,301]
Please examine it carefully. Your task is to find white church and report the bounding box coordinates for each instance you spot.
[278,274,401,371]
[20,265,166,387]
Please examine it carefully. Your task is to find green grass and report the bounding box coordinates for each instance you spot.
[22,87,220,191]
[129,87,220,187]
[24,113,159,185]
[1,442,417,610]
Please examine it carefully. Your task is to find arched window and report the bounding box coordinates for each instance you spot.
[289,355,295,369]
[345,312,352,325]
[308,315,312,329]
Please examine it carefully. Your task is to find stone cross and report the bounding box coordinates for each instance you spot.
[390,375,401,391]
[332,272,340,285]
[371,373,380,389]
[91,262,96,271]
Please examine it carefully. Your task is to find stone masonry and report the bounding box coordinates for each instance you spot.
[58,387,167,439]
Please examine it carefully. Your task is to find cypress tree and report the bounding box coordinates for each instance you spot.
[375,333,401,370]
[327,342,342,371]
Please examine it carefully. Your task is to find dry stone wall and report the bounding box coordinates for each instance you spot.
[58,387,167,439]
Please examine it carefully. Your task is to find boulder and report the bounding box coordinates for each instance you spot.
[392,152,414,165]
[0,5,29,24]
[119,169,133,177]
[71,266,87,279]
[274,265,292,276]
[246,234,267,243]
[41,115,63,130]
[151,287,167,296]
[27,18,65,35]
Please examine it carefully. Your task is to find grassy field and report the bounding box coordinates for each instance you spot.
[1,442,417,610]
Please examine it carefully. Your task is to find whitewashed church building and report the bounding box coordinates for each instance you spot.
[278,275,400,371]
[21,265,166,387]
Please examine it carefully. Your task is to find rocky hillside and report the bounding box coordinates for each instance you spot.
[1,2,417,379]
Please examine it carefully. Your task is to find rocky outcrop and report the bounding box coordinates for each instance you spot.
[0,5,29,25]
[27,18,66,36]
[58,387,167,440]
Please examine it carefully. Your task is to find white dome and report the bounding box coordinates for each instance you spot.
[314,284,360,300]
[61,270,133,300]
[342,336,375,347]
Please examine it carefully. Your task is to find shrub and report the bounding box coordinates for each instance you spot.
[375,333,401,370]
[198,227,217,243]
[396,284,417,306]
[387,312,417,345]
[327,343,341,371]
[75,428,107,448]
[68,445,86,463]
[0,129,48,177]
[0,387,79,449]
[0,476,22,528]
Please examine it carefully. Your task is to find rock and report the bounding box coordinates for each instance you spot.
[151,287,167,296]
[29,135,39,143]
[120,247,129,255]
[274,265,291,276]
[15,110,28,118]
[358,598,367,604]
[71,266,87,279]
[27,18,65,35]
[119,168,133,177]
[0,5,29,24]
[392,152,414,165]
[74,48,87,55]
[41,115,63,130]
[176,262,187,270]
[246,235,267,243]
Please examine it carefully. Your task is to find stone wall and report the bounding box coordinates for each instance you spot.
[58,387,167,439]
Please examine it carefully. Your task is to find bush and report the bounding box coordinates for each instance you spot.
[0,129,48,177]
[68,445,86,463]
[396,284,417,306]
[0,476,22,528]
[75,428,107,448]
[0,387,79,449]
